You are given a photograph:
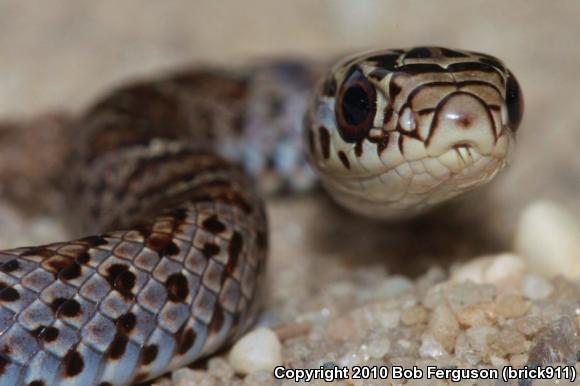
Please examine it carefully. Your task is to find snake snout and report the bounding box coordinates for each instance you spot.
[426,92,498,157]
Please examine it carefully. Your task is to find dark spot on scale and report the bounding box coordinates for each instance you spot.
[318,126,331,159]
[177,328,196,354]
[337,151,350,169]
[166,273,189,302]
[116,312,137,335]
[0,283,20,302]
[0,259,19,273]
[227,232,243,274]
[97,383,113,386]
[60,263,82,281]
[141,344,159,365]
[77,252,90,265]
[45,256,74,276]
[28,381,45,386]
[78,236,108,247]
[146,234,180,257]
[168,208,188,222]
[107,333,128,360]
[106,264,136,299]
[202,215,226,234]
[32,325,59,343]
[51,298,81,318]
[163,241,180,256]
[209,307,224,334]
[202,243,220,258]
[63,349,84,377]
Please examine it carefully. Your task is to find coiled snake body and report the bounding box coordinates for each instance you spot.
[0,47,522,385]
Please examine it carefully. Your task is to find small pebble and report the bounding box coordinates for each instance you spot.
[207,357,235,382]
[427,304,460,353]
[445,281,496,313]
[228,328,283,375]
[495,294,529,318]
[516,316,545,337]
[528,317,578,366]
[419,334,446,358]
[451,253,526,285]
[455,304,494,327]
[521,275,553,300]
[364,338,391,359]
[401,305,429,326]
[514,200,580,278]
[510,353,528,367]
[488,329,528,356]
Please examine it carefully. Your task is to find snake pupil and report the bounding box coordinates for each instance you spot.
[342,85,370,125]
[336,68,376,142]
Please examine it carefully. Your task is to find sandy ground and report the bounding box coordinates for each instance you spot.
[0,1,578,385]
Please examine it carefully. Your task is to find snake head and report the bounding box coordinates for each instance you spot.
[304,46,523,219]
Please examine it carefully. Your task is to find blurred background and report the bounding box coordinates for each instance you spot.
[0,0,578,265]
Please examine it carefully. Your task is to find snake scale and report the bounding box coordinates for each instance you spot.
[0,47,523,385]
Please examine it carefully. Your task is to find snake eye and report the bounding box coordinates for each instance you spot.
[335,69,376,142]
[505,70,524,132]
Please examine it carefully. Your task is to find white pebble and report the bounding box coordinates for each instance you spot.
[451,253,526,285]
[521,274,553,300]
[419,334,446,358]
[228,328,282,375]
[514,200,580,278]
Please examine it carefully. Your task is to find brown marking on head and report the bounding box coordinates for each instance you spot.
[337,151,350,169]
[318,126,331,159]
[354,141,363,157]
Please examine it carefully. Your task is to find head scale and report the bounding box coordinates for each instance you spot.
[304,46,523,219]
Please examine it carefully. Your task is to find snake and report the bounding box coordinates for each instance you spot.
[0,46,523,385]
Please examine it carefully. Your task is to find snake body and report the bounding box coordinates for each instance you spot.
[0,47,522,385]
